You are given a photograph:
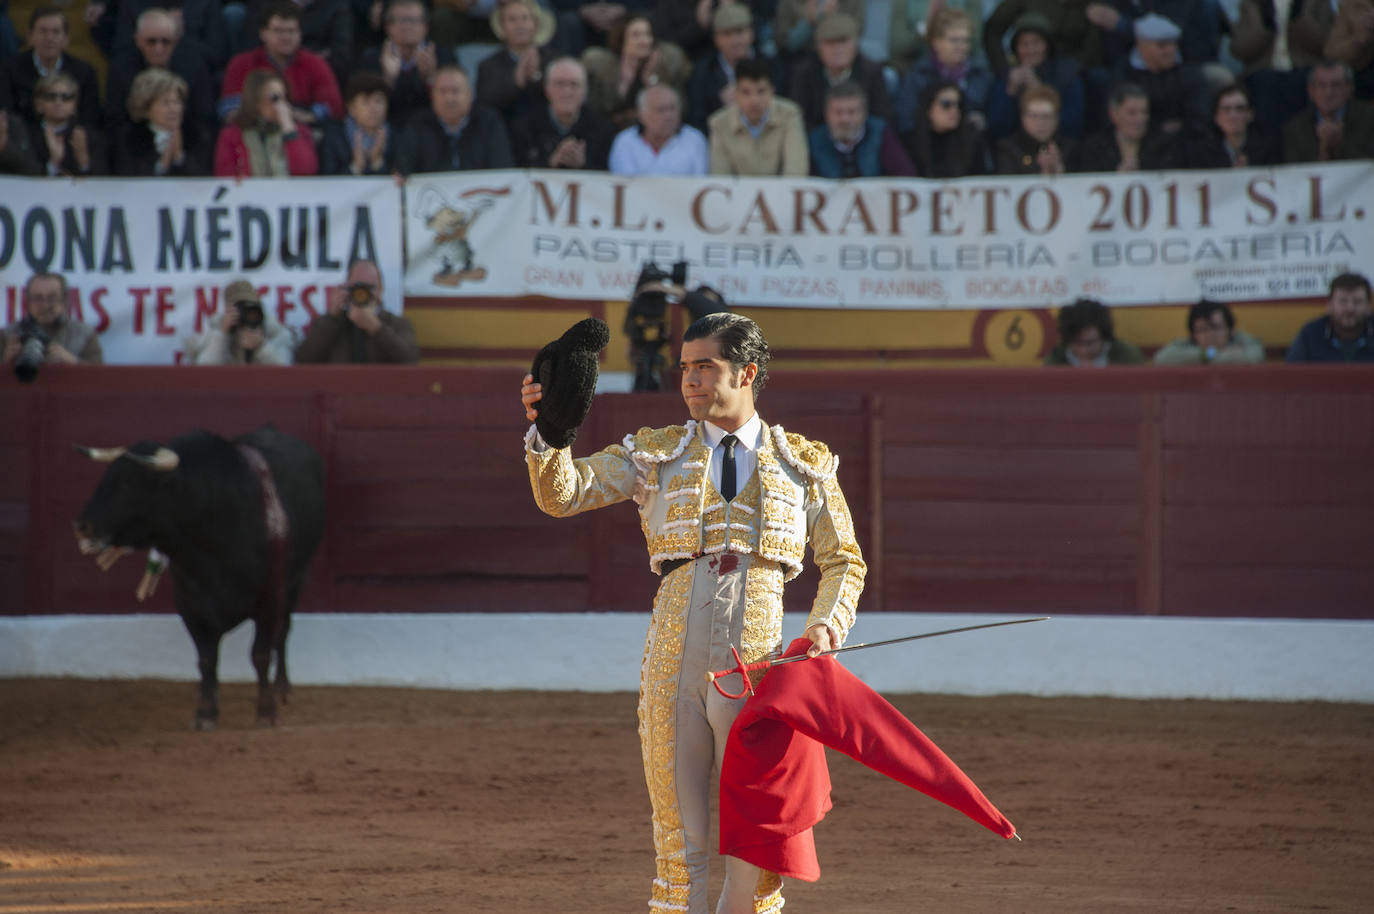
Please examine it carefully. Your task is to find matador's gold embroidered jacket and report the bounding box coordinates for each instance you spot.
[525,418,866,646]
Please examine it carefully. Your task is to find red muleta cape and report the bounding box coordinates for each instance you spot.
[719,637,1016,881]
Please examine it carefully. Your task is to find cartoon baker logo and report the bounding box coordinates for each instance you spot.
[415,184,510,287]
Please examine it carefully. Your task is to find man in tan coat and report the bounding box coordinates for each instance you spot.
[707,58,809,176]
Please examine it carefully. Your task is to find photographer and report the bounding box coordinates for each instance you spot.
[295,259,420,363]
[4,272,102,382]
[185,280,296,365]
[625,261,728,392]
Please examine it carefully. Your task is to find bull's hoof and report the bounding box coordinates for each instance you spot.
[255,714,278,728]
[193,716,217,732]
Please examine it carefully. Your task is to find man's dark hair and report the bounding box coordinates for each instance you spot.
[1330,272,1371,298]
[684,312,770,396]
[1308,59,1353,86]
[1056,298,1114,344]
[26,271,68,299]
[29,6,67,31]
[1186,299,1234,333]
[1108,81,1148,109]
[385,0,428,23]
[734,58,773,87]
[345,71,390,104]
[825,79,868,109]
[260,1,302,29]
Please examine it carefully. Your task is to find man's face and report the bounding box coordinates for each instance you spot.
[931,24,972,67]
[1013,30,1049,68]
[735,77,772,123]
[1110,97,1149,140]
[1309,66,1352,118]
[346,261,382,306]
[385,2,427,47]
[817,36,856,74]
[500,1,537,48]
[1067,327,1106,365]
[1023,99,1058,142]
[29,14,68,60]
[1328,285,1372,337]
[679,336,755,430]
[545,61,586,116]
[261,15,301,59]
[348,91,388,130]
[25,277,67,326]
[714,25,753,65]
[1213,90,1252,137]
[136,15,178,67]
[1190,311,1231,350]
[825,95,865,144]
[638,87,680,142]
[1136,37,1177,73]
[431,71,472,126]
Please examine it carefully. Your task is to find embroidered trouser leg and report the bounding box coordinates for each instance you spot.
[640,556,783,914]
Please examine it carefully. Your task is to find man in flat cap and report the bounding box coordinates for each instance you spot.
[685,4,769,129]
[1113,13,1209,140]
[520,312,865,914]
[788,12,893,129]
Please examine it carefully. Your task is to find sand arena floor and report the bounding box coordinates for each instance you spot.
[1,679,1371,913]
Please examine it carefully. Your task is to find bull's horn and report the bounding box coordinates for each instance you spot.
[75,446,127,463]
[128,447,180,472]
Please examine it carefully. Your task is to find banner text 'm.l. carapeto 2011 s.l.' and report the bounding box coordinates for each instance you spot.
[403,163,1371,309]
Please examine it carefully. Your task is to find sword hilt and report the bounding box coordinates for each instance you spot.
[705,646,770,699]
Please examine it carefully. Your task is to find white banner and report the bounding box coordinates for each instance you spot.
[0,177,404,364]
[403,163,1373,309]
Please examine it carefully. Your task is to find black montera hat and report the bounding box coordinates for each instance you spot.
[530,317,610,449]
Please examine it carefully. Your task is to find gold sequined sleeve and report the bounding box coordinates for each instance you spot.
[525,427,638,518]
[804,473,866,644]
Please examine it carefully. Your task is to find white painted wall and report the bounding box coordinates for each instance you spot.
[2,613,1372,702]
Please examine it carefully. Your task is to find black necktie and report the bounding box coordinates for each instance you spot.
[720,434,738,501]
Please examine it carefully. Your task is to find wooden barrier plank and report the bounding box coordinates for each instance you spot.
[0,445,27,500]
[1165,505,1369,566]
[329,480,548,527]
[1162,393,1374,448]
[1163,566,1374,618]
[886,500,1140,557]
[333,526,589,577]
[1164,450,1374,506]
[330,576,590,613]
[884,445,1139,502]
[882,394,1144,447]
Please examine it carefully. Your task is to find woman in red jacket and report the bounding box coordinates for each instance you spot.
[214,69,318,178]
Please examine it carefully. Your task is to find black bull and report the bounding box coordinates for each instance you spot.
[74,426,325,729]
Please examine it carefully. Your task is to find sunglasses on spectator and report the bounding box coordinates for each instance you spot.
[1218,103,1250,113]
[144,36,174,45]
[40,91,77,101]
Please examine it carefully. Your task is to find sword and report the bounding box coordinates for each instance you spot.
[705,616,1051,699]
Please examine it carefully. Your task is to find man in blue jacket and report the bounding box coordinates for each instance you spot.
[1285,273,1374,363]
[808,81,915,178]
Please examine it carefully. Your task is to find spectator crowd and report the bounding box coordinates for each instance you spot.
[0,0,1370,179]
[2,0,1371,369]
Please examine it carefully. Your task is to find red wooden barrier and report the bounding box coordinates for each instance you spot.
[2,365,1371,619]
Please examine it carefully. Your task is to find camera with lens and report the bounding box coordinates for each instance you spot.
[13,315,50,383]
[625,261,688,392]
[344,282,376,311]
[233,300,265,330]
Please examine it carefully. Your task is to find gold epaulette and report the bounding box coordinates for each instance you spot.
[771,425,839,480]
[624,422,697,463]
